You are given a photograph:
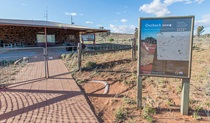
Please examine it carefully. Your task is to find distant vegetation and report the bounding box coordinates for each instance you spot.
[109,38,114,42]
[95,33,134,45]
[197,26,205,37]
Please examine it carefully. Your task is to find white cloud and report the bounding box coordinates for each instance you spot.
[139,0,204,17]
[109,24,135,34]
[71,13,77,16]
[121,19,127,23]
[139,0,170,17]
[195,0,204,4]
[195,14,210,28]
[86,21,93,24]
[163,0,204,5]
[65,12,70,16]
[65,12,77,16]
[185,0,193,4]
[164,0,192,5]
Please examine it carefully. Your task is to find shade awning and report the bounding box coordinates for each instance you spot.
[0,18,109,33]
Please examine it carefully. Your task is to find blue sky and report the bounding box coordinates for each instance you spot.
[0,0,209,34]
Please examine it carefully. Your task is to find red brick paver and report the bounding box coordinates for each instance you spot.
[0,58,99,123]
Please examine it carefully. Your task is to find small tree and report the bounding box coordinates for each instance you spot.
[99,26,104,29]
[197,26,205,37]
[134,27,138,40]
[109,38,114,42]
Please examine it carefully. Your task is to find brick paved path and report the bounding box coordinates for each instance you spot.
[0,58,99,123]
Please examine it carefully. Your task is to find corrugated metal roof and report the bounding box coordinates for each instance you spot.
[0,18,109,33]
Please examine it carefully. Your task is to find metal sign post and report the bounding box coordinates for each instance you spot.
[137,32,142,108]
[137,75,143,109]
[181,78,190,115]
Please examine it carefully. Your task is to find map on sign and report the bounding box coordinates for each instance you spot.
[157,31,190,61]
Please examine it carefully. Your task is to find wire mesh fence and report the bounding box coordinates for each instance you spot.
[0,43,135,87]
[84,43,132,53]
[47,46,79,72]
[0,47,44,87]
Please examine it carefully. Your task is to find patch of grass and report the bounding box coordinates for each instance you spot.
[205,102,210,107]
[123,80,132,86]
[176,85,182,94]
[189,99,198,105]
[131,73,137,80]
[193,111,202,120]
[65,53,74,60]
[166,98,175,107]
[142,97,147,101]
[142,106,156,123]
[127,118,136,123]
[89,69,99,78]
[146,115,154,123]
[123,96,136,105]
[61,54,66,59]
[76,79,89,84]
[111,98,119,104]
[85,61,97,70]
[114,107,127,122]
[192,105,203,121]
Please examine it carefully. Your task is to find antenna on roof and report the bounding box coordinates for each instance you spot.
[46,7,48,21]
[44,0,48,21]
[71,15,74,25]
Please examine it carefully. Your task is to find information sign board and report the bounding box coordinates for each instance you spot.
[138,16,194,78]
[81,34,95,41]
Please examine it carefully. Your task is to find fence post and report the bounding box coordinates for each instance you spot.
[78,43,82,70]
[44,48,49,78]
[131,42,134,60]
[134,39,137,60]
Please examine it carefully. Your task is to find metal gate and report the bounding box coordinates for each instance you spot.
[0,45,78,88]
[0,47,45,87]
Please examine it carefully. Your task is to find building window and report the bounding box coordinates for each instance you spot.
[69,35,76,40]
[37,34,55,43]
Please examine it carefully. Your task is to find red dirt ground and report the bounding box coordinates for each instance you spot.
[66,42,210,123]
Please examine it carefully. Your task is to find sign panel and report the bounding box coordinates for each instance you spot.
[138,16,194,78]
[81,34,95,41]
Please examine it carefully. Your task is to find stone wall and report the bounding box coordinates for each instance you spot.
[0,26,80,46]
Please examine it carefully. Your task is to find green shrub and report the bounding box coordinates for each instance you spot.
[85,61,97,69]
[65,53,73,60]
[61,54,66,59]
[193,111,201,120]
[123,97,136,105]
[114,107,127,122]
[109,38,114,42]
[142,106,156,123]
